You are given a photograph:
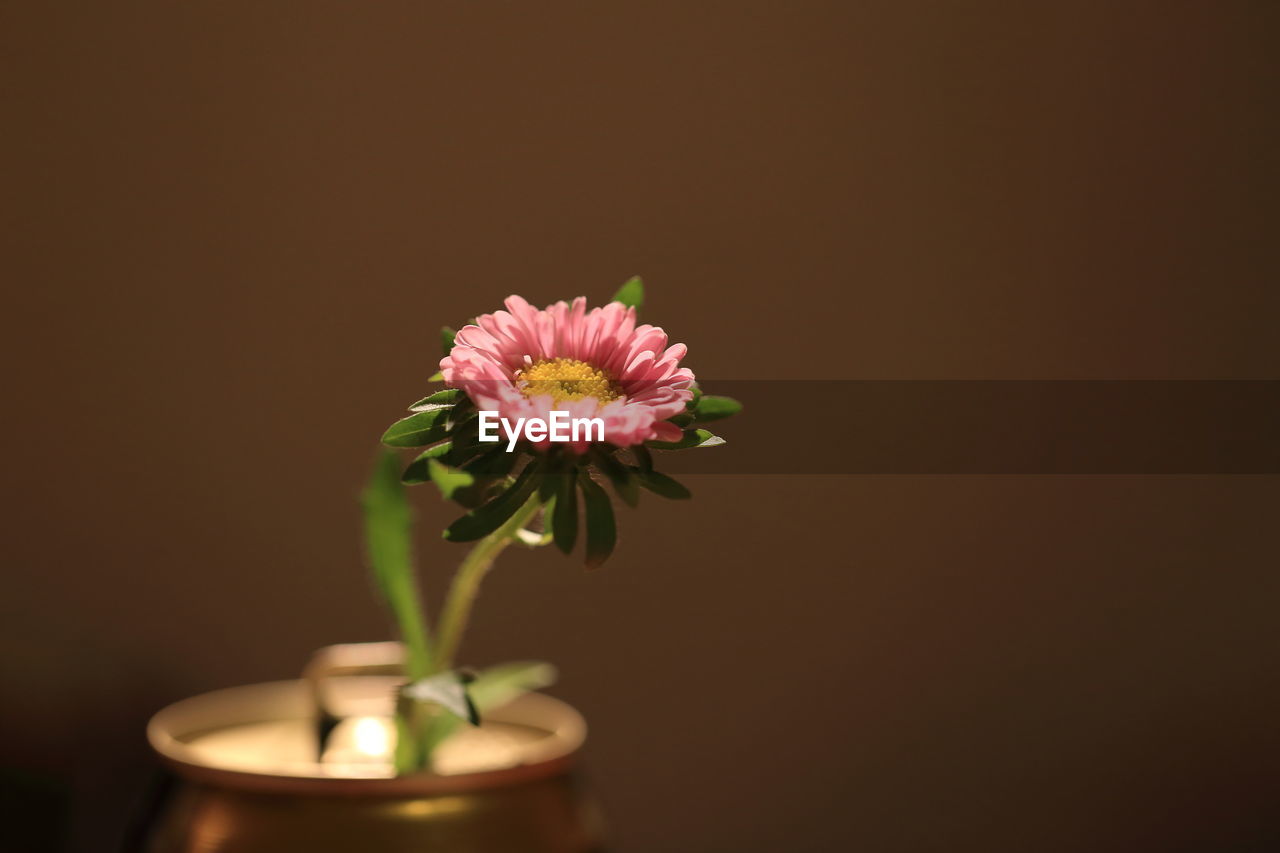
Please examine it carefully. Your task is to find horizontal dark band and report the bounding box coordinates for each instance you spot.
[654,380,1280,475]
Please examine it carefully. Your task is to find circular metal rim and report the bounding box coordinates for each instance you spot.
[147,679,587,797]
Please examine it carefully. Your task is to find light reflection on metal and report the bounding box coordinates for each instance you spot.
[351,716,392,758]
[377,795,472,819]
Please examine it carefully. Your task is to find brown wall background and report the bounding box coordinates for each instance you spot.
[3,3,1278,851]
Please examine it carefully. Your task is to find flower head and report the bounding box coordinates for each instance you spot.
[378,278,739,569]
[441,295,694,451]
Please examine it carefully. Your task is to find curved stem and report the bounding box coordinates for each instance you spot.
[432,493,543,672]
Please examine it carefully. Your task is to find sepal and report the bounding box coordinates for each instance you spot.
[611,276,644,310]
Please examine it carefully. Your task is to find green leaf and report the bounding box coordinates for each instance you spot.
[592,449,639,508]
[409,389,463,412]
[439,422,489,469]
[401,442,453,484]
[402,670,478,726]
[382,409,451,447]
[693,395,742,423]
[551,473,578,554]
[448,447,519,509]
[417,661,558,757]
[360,452,431,680]
[361,453,411,607]
[441,326,457,355]
[646,428,726,450]
[667,412,695,428]
[635,469,692,499]
[460,446,518,478]
[427,458,475,500]
[468,660,558,708]
[428,371,444,382]
[446,399,477,431]
[443,462,541,542]
[631,445,654,473]
[538,470,559,504]
[579,472,616,570]
[611,276,644,310]
[449,480,506,510]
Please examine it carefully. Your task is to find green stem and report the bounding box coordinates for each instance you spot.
[392,490,542,773]
[432,493,544,673]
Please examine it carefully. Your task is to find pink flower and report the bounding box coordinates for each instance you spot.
[440,295,695,451]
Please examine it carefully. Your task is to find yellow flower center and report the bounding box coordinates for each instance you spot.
[516,358,622,403]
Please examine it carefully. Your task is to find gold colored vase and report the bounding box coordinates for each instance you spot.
[144,646,603,852]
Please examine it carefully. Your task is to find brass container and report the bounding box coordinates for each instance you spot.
[144,647,602,852]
